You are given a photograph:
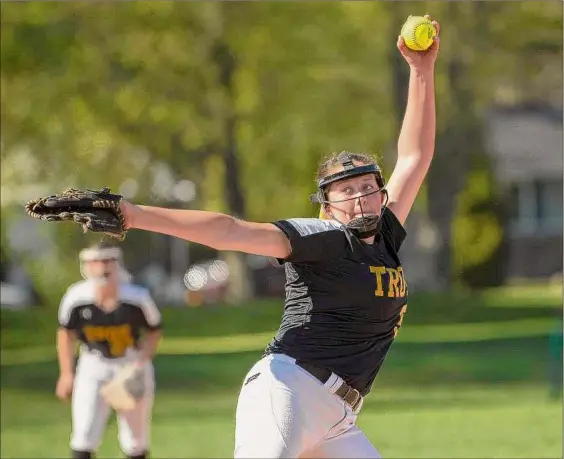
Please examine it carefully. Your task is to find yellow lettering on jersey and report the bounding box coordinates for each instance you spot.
[386,268,401,298]
[369,266,386,296]
[369,265,407,298]
[397,267,407,297]
[83,324,134,357]
[393,304,408,338]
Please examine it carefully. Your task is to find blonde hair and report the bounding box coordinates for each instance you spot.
[319,208,330,220]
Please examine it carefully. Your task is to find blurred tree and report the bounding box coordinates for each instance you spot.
[229,1,394,221]
[1,1,394,303]
[446,1,562,288]
[384,2,562,289]
[1,1,561,299]
[452,153,508,288]
[426,2,482,288]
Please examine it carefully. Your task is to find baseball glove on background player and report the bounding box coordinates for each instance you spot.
[100,362,146,411]
[24,187,127,241]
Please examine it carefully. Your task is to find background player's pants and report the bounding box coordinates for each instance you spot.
[70,348,155,456]
[234,353,381,458]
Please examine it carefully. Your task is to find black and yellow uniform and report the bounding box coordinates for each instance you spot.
[265,208,407,396]
[59,281,162,358]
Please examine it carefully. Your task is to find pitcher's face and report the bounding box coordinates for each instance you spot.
[324,172,384,224]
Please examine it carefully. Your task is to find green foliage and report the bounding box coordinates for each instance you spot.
[1,2,396,216]
[24,227,104,309]
[452,153,506,288]
[1,2,562,294]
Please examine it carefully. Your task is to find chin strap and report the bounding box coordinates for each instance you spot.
[318,189,389,239]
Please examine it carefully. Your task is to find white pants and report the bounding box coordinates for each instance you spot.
[70,348,155,455]
[234,353,381,458]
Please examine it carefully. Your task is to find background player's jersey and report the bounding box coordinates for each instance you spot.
[264,209,407,396]
[58,281,162,359]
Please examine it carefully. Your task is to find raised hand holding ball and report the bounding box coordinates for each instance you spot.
[400,15,437,51]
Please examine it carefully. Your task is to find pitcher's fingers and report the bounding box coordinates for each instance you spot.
[397,35,407,51]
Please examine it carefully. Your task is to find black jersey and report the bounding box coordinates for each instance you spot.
[264,209,408,396]
[58,281,162,359]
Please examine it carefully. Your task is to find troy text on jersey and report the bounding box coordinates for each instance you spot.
[369,266,407,298]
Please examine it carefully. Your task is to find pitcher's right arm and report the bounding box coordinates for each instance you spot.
[122,202,292,259]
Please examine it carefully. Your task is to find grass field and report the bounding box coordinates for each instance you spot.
[1,284,562,458]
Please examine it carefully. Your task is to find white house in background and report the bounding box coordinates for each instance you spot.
[484,104,563,280]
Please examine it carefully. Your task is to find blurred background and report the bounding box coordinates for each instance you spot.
[1,2,562,458]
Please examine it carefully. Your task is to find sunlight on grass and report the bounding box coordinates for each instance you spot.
[1,318,557,366]
[481,283,563,307]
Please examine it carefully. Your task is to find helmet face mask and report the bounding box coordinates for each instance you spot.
[310,153,388,239]
[79,244,124,285]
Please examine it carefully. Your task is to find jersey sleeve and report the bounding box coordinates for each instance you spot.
[57,287,80,330]
[380,208,407,252]
[138,290,162,331]
[272,218,348,263]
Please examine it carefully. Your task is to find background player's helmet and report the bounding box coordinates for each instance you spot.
[309,152,389,238]
[79,242,131,284]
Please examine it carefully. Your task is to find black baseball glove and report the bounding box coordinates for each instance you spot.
[24,187,127,241]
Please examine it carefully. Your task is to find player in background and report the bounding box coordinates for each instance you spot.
[56,242,162,459]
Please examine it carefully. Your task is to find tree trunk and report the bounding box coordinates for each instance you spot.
[388,7,410,132]
[213,40,253,303]
[387,4,477,288]
[427,3,480,288]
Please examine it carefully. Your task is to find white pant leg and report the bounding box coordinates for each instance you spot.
[116,363,155,456]
[302,425,381,459]
[234,354,353,459]
[70,352,112,452]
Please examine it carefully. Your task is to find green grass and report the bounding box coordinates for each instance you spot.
[1,283,561,351]
[1,383,560,459]
[1,284,562,458]
[1,336,562,458]
[1,317,558,366]
[1,336,558,391]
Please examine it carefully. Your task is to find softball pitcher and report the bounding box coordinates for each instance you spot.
[114,17,439,458]
[55,242,162,459]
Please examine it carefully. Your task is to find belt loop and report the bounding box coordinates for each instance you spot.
[324,373,341,394]
[352,392,364,414]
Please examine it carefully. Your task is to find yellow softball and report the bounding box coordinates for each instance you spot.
[400,16,436,51]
